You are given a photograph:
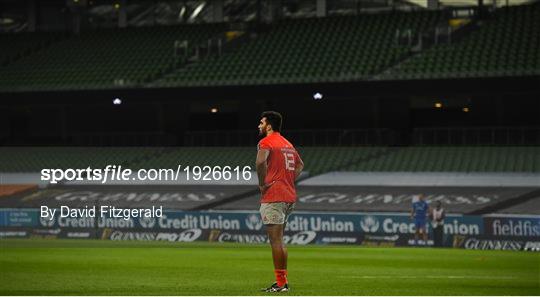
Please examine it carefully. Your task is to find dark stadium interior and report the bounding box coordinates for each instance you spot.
[1,78,539,146]
[1,0,539,146]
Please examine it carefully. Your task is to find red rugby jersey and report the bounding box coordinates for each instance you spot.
[257,132,301,203]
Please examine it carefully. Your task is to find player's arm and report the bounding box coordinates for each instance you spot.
[294,153,304,181]
[256,149,270,192]
[410,207,414,219]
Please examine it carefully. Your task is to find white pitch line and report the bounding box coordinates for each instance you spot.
[341,275,517,280]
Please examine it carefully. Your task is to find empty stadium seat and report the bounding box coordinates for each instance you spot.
[1,146,537,173]
[385,3,540,79]
[0,32,64,66]
[0,24,225,92]
[344,146,540,172]
[0,147,159,172]
[154,11,445,86]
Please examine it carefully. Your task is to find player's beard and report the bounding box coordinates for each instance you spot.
[258,128,266,137]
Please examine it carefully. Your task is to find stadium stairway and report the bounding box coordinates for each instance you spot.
[2,4,538,91]
[1,11,448,91]
[0,24,227,92]
[151,11,447,87]
[379,2,540,80]
[147,26,254,87]
[371,10,481,80]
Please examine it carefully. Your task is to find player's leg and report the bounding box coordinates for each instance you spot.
[260,203,289,291]
[418,227,424,244]
[280,203,294,270]
[436,226,443,247]
[281,223,288,269]
[417,223,427,245]
[414,220,420,244]
[264,224,289,291]
[266,223,286,269]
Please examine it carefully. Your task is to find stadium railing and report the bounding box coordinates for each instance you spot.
[413,126,540,145]
[71,132,177,146]
[184,129,397,146]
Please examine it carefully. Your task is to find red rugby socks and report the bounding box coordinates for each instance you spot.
[274,269,288,287]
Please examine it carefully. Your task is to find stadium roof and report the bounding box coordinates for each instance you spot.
[406,0,536,7]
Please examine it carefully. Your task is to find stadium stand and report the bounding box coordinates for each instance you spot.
[0,146,389,176]
[0,184,37,197]
[1,4,538,91]
[2,183,536,214]
[133,147,254,169]
[216,186,539,213]
[384,2,540,79]
[1,146,538,173]
[0,185,251,210]
[0,24,225,92]
[342,146,540,172]
[1,146,538,214]
[134,146,390,175]
[0,147,160,172]
[148,11,446,86]
[0,32,64,66]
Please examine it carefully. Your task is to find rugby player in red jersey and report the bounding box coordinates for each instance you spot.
[256,111,304,293]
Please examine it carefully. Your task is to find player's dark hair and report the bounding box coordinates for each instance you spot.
[261,111,282,132]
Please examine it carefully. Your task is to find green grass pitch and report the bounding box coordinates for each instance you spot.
[0,239,538,295]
